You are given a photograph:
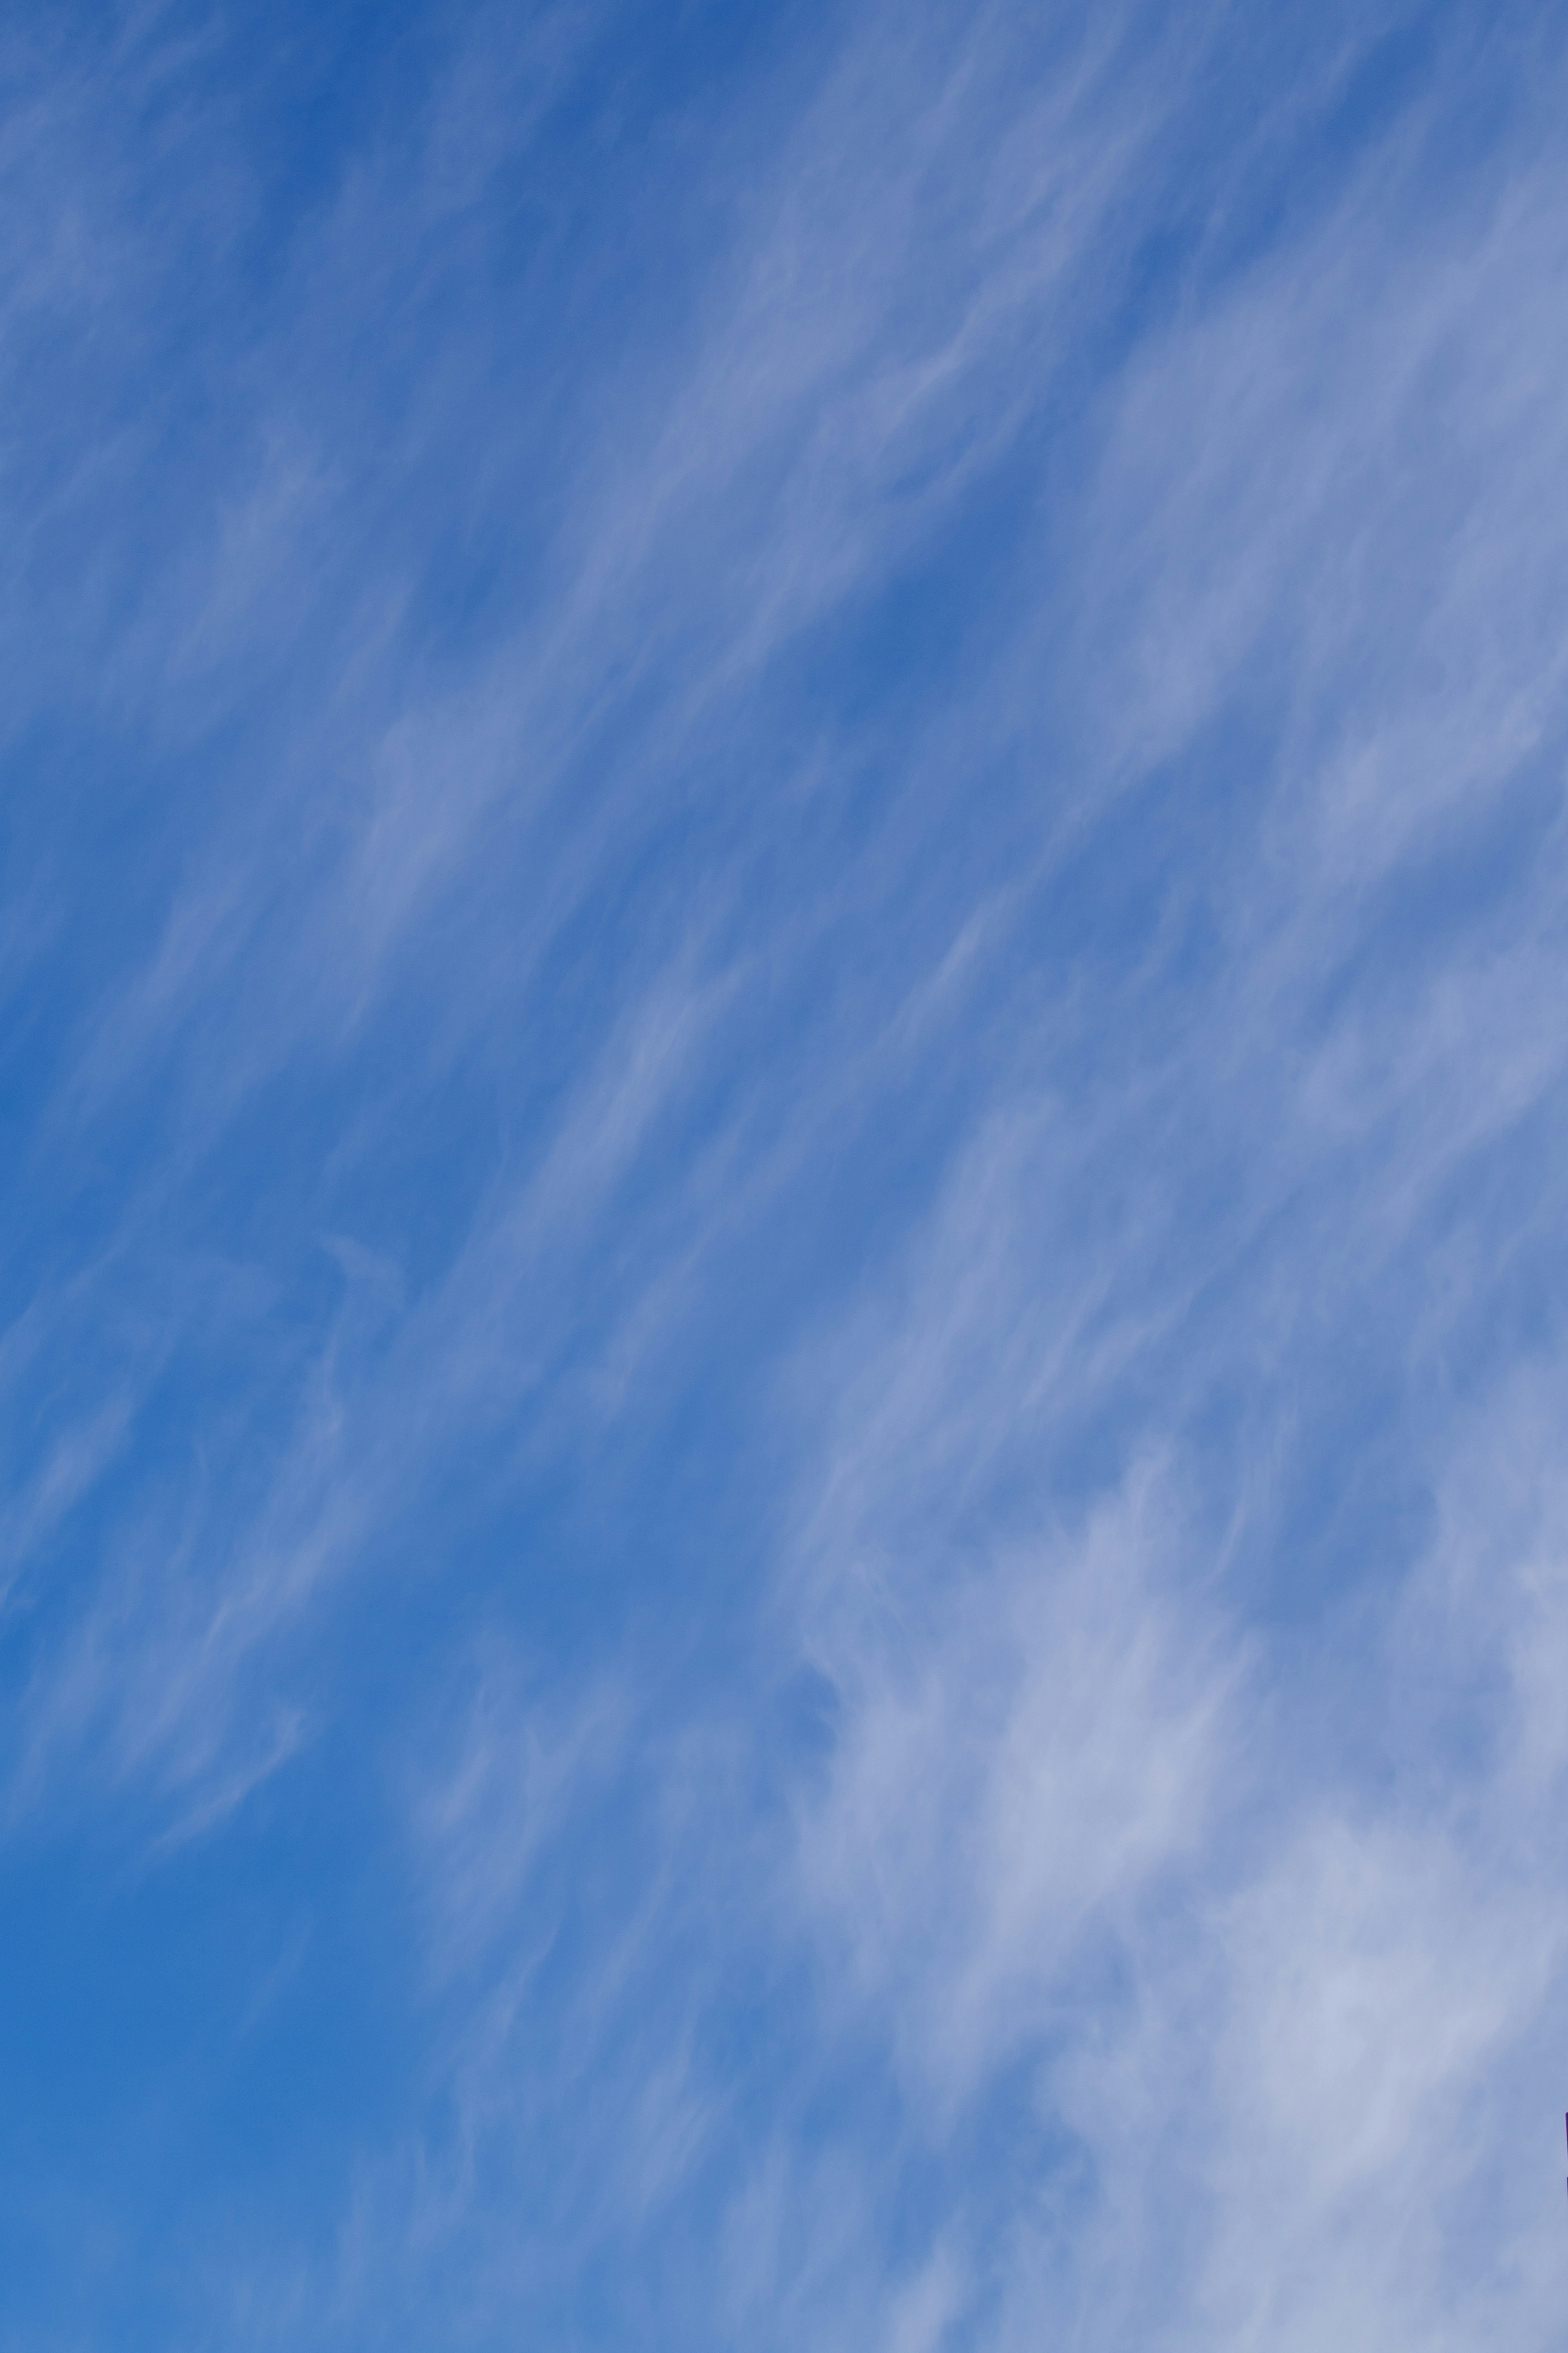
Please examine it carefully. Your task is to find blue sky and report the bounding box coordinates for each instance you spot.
[3,1,1568,2344]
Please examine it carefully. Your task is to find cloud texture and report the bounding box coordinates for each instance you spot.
[2,1,1568,2345]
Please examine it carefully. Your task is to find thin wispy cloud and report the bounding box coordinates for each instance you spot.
[2,1,1567,2346]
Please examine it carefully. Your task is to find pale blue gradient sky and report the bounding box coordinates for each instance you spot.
[3,4,1568,2346]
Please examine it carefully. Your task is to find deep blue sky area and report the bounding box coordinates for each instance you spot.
[3,3,1568,2347]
